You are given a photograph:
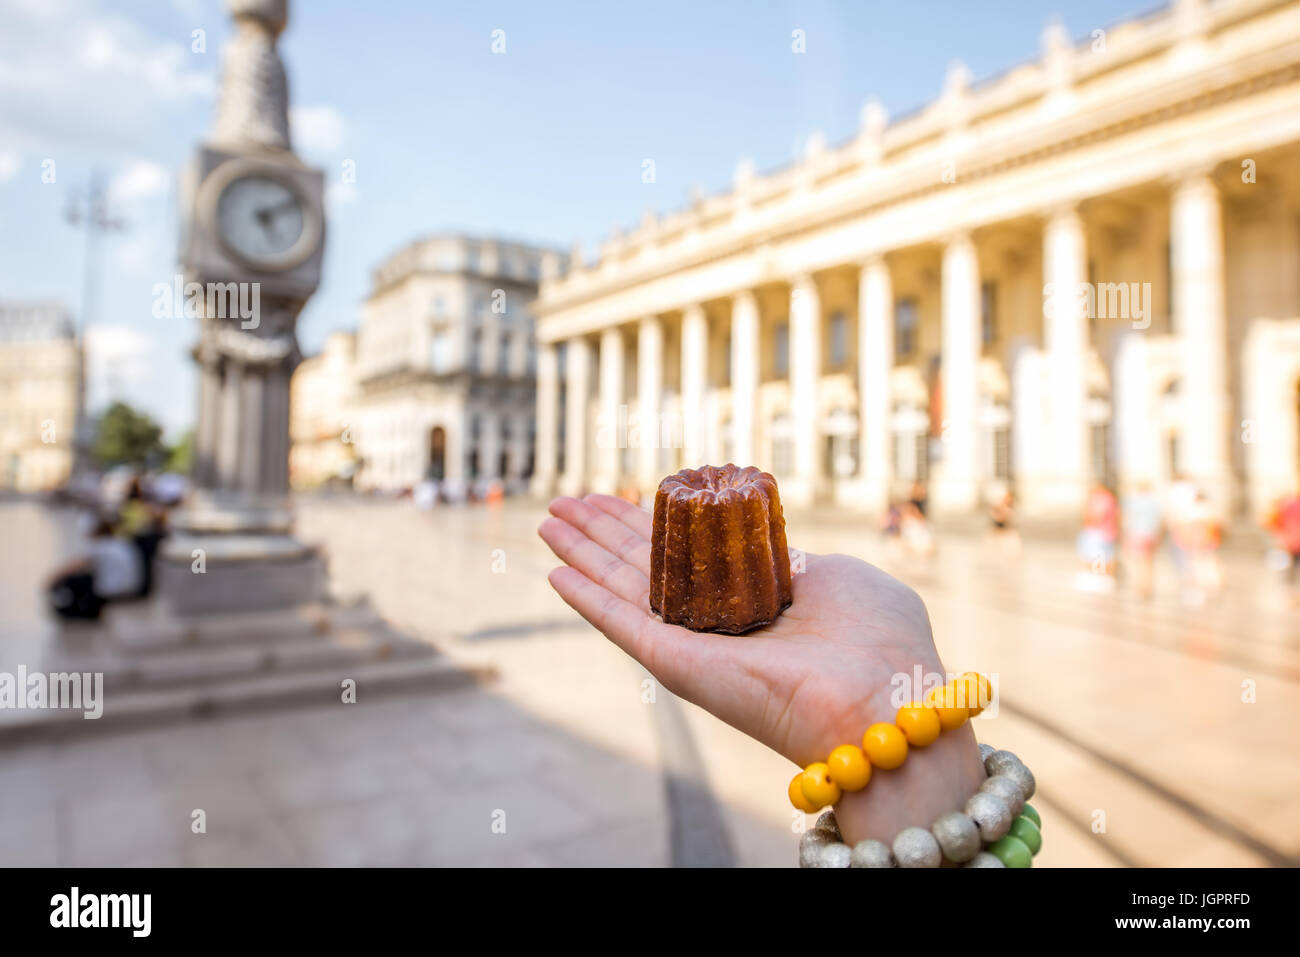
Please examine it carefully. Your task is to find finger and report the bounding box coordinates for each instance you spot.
[548,495,652,576]
[538,515,650,607]
[583,493,653,541]
[547,565,703,688]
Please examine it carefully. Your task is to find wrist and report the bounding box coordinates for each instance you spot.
[832,720,985,846]
[819,659,988,847]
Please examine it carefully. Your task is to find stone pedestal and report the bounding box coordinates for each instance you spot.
[158,532,324,616]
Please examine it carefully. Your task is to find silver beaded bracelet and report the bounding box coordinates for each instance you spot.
[798,744,1039,868]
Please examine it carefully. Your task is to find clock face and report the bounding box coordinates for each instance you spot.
[214,175,308,268]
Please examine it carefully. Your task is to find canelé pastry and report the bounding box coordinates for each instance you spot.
[649,464,793,634]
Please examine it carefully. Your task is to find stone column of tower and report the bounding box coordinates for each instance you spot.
[161,0,327,614]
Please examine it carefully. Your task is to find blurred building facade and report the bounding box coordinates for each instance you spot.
[353,235,564,492]
[289,330,357,489]
[0,301,79,492]
[532,0,1300,519]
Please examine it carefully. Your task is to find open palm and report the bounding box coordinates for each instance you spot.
[540,493,984,842]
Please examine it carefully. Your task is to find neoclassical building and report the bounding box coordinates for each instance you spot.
[352,235,564,493]
[289,330,358,489]
[0,301,79,492]
[532,0,1300,519]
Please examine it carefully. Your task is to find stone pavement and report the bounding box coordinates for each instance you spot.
[1,496,1296,866]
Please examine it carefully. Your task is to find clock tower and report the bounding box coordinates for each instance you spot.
[161,0,327,613]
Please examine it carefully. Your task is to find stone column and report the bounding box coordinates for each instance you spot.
[194,358,222,488]
[936,233,980,512]
[531,342,559,495]
[681,305,708,465]
[510,413,530,482]
[595,326,625,493]
[730,291,759,466]
[788,274,821,506]
[1043,206,1089,510]
[560,336,592,496]
[1172,173,1231,506]
[859,257,893,509]
[480,410,502,481]
[636,316,663,489]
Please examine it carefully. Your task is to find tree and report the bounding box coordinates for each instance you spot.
[91,401,166,469]
[165,429,194,474]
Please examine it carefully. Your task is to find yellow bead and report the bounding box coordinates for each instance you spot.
[826,744,872,791]
[959,672,992,716]
[788,772,819,812]
[799,762,841,809]
[925,684,969,731]
[861,722,909,770]
[895,702,941,747]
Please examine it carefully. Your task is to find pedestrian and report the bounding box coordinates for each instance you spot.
[1122,480,1163,600]
[1165,472,1197,582]
[1075,481,1118,592]
[987,483,1019,558]
[46,518,144,621]
[1264,490,1300,605]
[1174,490,1223,605]
[116,475,167,597]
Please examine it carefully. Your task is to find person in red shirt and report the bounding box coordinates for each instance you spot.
[1266,492,1300,604]
[1076,481,1119,591]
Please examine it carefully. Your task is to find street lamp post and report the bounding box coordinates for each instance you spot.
[64,169,125,477]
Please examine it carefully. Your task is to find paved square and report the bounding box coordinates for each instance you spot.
[1,498,1295,867]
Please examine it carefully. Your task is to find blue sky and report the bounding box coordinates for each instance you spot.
[0,0,1145,436]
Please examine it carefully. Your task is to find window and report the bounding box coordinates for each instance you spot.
[1092,422,1111,483]
[430,327,452,373]
[770,415,793,476]
[773,322,790,376]
[469,330,483,372]
[980,282,997,347]
[497,334,511,375]
[1164,242,1174,327]
[829,311,848,369]
[895,299,918,358]
[993,426,1011,480]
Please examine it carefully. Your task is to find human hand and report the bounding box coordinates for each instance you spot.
[539,493,985,846]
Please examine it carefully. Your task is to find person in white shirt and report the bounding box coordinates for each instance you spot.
[46,518,144,620]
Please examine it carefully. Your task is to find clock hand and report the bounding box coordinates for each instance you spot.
[255,197,299,221]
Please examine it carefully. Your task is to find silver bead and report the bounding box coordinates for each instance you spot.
[978,743,996,763]
[849,839,895,868]
[980,773,1026,817]
[810,842,852,868]
[815,810,841,840]
[964,851,1006,868]
[964,791,1013,841]
[931,811,981,863]
[798,828,836,868]
[984,749,1022,778]
[1000,759,1036,801]
[892,826,943,868]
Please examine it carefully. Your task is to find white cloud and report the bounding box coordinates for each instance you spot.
[109,159,169,203]
[291,105,346,153]
[85,323,157,407]
[326,180,358,211]
[0,151,19,182]
[0,1,215,154]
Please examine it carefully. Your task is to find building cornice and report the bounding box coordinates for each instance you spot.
[536,0,1300,327]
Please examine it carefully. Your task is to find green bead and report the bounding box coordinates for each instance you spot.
[1009,816,1042,855]
[988,835,1033,868]
[1021,803,1041,829]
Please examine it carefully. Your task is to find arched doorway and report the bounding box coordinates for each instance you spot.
[428,426,446,481]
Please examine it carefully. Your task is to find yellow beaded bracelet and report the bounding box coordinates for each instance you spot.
[788,672,992,812]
